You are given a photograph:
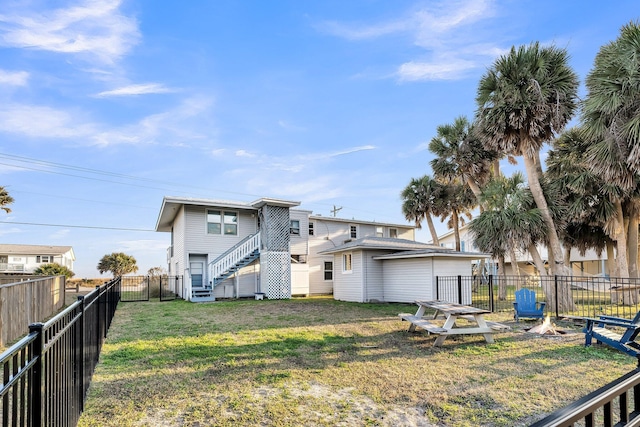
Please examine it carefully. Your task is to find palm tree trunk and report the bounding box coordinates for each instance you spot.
[522,153,570,276]
[563,247,572,275]
[613,200,630,277]
[606,241,616,277]
[509,247,520,277]
[628,213,638,278]
[425,215,440,246]
[498,255,506,300]
[452,210,461,251]
[466,177,482,200]
[527,243,548,276]
[492,159,501,178]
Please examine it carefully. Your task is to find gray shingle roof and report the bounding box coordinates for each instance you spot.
[0,244,73,255]
[318,237,443,254]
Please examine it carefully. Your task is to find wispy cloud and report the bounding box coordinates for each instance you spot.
[0,69,29,86]
[327,145,375,158]
[0,0,140,64]
[397,58,477,81]
[0,103,95,138]
[95,83,175,97]
[278,120,307,132]
[319,0,501,82]
[235,150,256,158]
[91,96,215,146]
[0,96,214,148]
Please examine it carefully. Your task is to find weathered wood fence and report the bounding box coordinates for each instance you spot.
[0,276,65,347]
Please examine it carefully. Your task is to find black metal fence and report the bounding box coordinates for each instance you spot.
[159,276,183,301]
[530,367,640,426]
[0,277,121,426]
[437,275,640,319]
[120,275,183,302]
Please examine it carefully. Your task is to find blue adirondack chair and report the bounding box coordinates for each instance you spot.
[584,312,640,360]
[513,288,546,322]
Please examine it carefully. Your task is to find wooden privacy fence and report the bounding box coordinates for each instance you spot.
[0,276,65,347]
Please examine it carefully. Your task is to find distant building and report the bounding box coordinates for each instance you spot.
[0,244,75,275]
[155,196,486,302]
[436,223,613,277]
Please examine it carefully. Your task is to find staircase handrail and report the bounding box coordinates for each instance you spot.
[208,232,261,284]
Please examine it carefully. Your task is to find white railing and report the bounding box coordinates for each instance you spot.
[208,232,261,285]
[0,263,25,272]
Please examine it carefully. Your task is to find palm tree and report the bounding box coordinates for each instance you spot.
[429,116,497,200]
[0,186,14,214]
[476,42,579,276]
[437,180,475,251]
[97,252,139,277]
[401,175,443,245]
[581,21,640,278]
[546,128,622,276]
[469,173,552,301]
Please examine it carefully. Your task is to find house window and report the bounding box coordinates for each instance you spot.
[36,255,52,263]
[324,261,333,280]
[376,226,383,237]
[223,212,238,235]
[309,222,314,236]
[343,253,352,273]
[389,228,398,238]
[290,219,300,235]
[207,210,238,235]
[291,254,307,264]
[207,210,222,234]
[350,225,357,239]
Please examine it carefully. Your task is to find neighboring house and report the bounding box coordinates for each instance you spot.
[155,195,486,302]
[0,244,75,275]
[437,223,613,277]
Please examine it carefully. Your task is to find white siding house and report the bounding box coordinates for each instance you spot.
[156,195,484,303]
[0,244,75,275]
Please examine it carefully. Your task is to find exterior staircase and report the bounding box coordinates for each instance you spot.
[191,232,261,302]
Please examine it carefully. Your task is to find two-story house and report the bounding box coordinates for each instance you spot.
[0,244,75,275]
[156,195,487,303]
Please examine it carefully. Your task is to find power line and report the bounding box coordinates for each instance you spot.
[1,221,155,232]
[0,152,409,224]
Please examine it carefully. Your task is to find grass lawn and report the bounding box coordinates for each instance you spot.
[78,297,635,426]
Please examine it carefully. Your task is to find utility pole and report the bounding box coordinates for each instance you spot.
[330,205,342,217]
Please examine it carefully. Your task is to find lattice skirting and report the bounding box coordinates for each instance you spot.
[261,205,290,252]
[260,251,291,299]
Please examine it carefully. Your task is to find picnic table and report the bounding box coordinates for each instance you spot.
[399,300,510,347]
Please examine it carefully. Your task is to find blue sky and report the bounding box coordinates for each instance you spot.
[0,0,636,278]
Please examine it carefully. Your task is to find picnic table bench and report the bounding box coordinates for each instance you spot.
[399,300,510,347]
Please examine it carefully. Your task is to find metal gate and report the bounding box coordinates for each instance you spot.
[121,275,149,301]
[160,275,183,301]
[120,276,183,302]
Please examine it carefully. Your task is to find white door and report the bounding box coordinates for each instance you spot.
[189,257,206,288]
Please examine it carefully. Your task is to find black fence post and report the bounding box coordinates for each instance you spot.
[488,275,494,312]
[28,322,44,427]
[435,276,439,300]
[457,275,463,304]
[77,295,85,410]
[554,275,560,318]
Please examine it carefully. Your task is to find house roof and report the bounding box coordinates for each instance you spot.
[309,215,414,229]
[155,196,300,231]
[318,237,439,254]
[372,248,489,260]
[0,244,75,259]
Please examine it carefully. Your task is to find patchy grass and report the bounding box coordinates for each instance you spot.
[78,297,634,426]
